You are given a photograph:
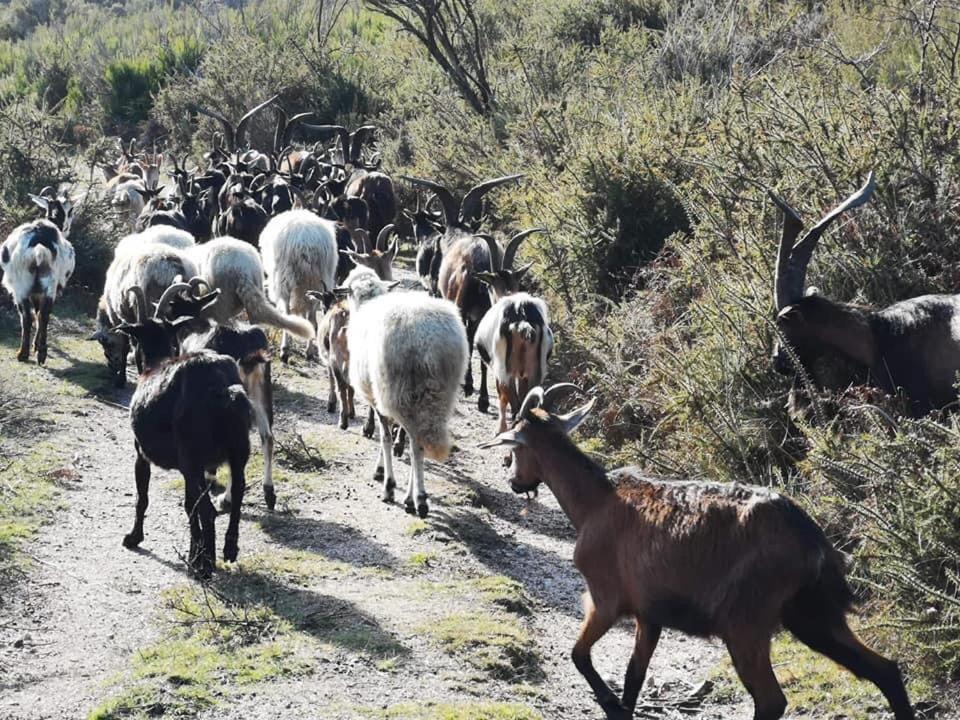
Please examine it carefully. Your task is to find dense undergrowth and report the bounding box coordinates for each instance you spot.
[1,0,959,694]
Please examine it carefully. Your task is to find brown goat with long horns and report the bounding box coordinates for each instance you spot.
[771,170,960,415]
[480,384,915,720]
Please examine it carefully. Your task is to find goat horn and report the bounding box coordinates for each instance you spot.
[518,386,546,419]
[155,278,192,319]
[401,177,459,229]
[126,286,148,324]
[771,171,875,311]
[502,227,545,270]
[349,125,377,165]
[235,94,279,151]
[543,383,581,411]
[300,124,349,165]
[476,233,503,271]
[280,112,317,150]
[375,223,395,253]
[460,174,525,228]
[194,104,236,151]
[188,276,212,295]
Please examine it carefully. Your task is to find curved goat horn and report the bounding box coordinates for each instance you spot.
[300,124,349,165]
[476,233,502,271]
[543,383,580,411]
[401,177,459,228]
[126,286,148,324]
[235,94,279,151]
[770,170,875,311]
[280,112,317,151]
[154,276,191,319]
[502,227,545,270]
[517,386,546,419]
[349,125,377,165]
[193,104,236,151]
[460,174,524,228]
[375,223,395,252]
[188,276,212,296]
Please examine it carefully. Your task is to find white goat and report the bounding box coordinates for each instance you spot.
[110,177,148,228]
[476,292,554,439]
[342,268,468,517]
[259,209,338,362]
[1,219,75,364]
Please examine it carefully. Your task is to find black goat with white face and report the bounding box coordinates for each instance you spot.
[117,285,252,578]
[771,171,960,416]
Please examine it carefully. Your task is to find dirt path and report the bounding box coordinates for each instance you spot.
[0,276,913,720]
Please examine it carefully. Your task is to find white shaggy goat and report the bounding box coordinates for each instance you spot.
[259,209,338,362]
[110,177,148,228]
[341,267,468,517]
[1,219,75,364]
[476,293,554,459]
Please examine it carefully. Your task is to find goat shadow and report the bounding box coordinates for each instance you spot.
[45,345,126,399]
[429,458,575,543]
[258,513,399,570]
[211,567,408,659]
[426,507,583,619]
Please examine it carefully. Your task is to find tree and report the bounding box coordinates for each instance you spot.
[365,0,494,115]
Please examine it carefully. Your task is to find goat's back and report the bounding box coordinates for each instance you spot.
[260,210,338,313]
[131,352,252,471]
[103,244,198,325]
[187,237,264,321]
[348,292,468,459]
[591,471,846,637]
[114,225,195,258]
[438,235,492,319]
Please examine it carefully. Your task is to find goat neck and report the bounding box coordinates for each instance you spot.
[525,415,614,532]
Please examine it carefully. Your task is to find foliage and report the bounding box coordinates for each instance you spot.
[4,0,960,693]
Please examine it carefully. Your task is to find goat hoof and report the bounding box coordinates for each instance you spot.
[374,466,385,482]
[264,485,276,511]
[279,349,290,364]
[122,531,143,549]
[189,554,215,579]
[382,487,394,503]
[462,383,474,397]
[339,417,349,431]
[478,395,489,413]
[393,443,404,459]
[36,351,47,365]
[502,453,512,468]
[404,499,416,515]
[16,350,28,363]
[327,401,336,413]
[416,501,429,519]
[362,424,375,439]
[600,699,630,720]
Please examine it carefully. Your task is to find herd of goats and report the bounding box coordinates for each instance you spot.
[2,97,952,720]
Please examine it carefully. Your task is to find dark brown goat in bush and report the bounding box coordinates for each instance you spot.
[481,384,915,720]
[771,170,960,416]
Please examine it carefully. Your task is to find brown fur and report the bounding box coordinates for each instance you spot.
[499,402,914,720]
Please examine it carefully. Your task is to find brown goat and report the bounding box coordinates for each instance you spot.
[343,224,399,281]
[402,173,525,412]
[312,293,355,430]
[481,384,915,720]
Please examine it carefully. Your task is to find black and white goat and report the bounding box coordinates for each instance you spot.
[1,192,76,363]
[118,286,252,578]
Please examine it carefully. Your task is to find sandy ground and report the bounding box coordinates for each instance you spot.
[0,269,943,720]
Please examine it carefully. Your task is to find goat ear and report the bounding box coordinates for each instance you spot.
[556,397,596,435]
[472,272,497,286]
[478,429,527,449]
[28,193,49,210]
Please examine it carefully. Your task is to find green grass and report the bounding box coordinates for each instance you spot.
[0,441,69,578]
[404,519,429,537]
[421,612,542,682]
[407,551,437,568]
[357,701,543,719]
[709,632,934,718]
[418,576,531,616]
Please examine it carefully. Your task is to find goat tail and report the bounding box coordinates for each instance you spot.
[781,543,855,637]
[236,275,314,340]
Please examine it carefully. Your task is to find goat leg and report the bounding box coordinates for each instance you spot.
[375,412,396,502]
[409,442,428,518]
[222,455,246,563]
[622,621,661,712]
[326,365,338,413]
[184,473,215,578]
[392,424,406,458]
[477,359,489,413]
[34,296,52,365]
[363,407,376,438]
[16,300,32,362]
[573,593,632,720]
[122,449,151,548]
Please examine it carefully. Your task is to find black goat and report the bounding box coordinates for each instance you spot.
[771,171,960,415]
[117,286,252,577]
